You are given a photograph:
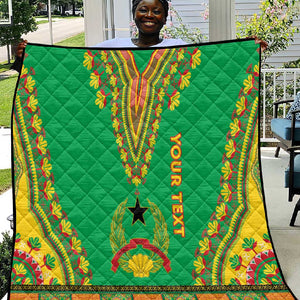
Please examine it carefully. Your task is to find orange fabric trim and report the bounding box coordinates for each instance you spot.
[266,292,295,300]
[10,294,38,300]
[133,294,163,300]
[196,295,229,300]
[72,294,100,300]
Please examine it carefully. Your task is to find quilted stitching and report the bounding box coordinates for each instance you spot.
[9,41,294,299]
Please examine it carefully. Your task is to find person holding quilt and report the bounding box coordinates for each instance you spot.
[95,0,186,48]
[12,0,267,72]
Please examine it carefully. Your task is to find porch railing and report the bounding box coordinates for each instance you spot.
[261,68,300,142]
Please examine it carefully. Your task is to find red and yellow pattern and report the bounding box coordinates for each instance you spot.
[84,47,201,187]
[12,63,93,287]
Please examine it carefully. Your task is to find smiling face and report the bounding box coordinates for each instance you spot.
[134,0,167,36]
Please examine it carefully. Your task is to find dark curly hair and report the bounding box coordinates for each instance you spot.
[132,0,169,19]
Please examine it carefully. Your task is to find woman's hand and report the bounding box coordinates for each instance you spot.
[248,36,268,52]
[16,39,28,58]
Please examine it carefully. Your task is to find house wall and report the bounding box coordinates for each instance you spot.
[170,0,300,67]
[99,0,299,67]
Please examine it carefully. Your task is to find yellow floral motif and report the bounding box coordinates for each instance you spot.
[169,91,180,111]
[60,219,72,237]
[261,278,270,285]
[21,65,28,76]
[264,264,278,276]
[27,95,38,113]
[95,90,107,109]
[41,158,52,178]
[106,63,113,74]
[128,254,153,278]
[125,164,132,177]
[110,74,117,87]
[230,118,241,137]
[194,256,205,274]
[221,161,233,180]
[90,72,100,89]
[101,51,108,62]
[190,49,201,69]
[51,202,62,220]
[78,256,89,274]
[243,74,254,94]
[71,237,82,255]
[132,176,141,186]
[220,183,232,202]
[163,74,170,87]
[116,133,123,147]
[155,104,162,117]
[83,52,94,70]
[148,135,156,148]
[157,88,165,101]
[207,220,220,237]
[254,64,259,75]
[82,277,92,285]
[216,203,227,220]
[141,165,148,178]
[23,278,32,284]
[225,139,237,159]
[144,150,152,163]
[199,237,211,255]
[179,71,191,90]
[31,114,42,133]
[177,49,185,61]
[111,102,118,116]
[36,135,48,154]
[44,181,55,201]
[112,87,119,101]
[13,264,27,276]
[170,62,178,74]
[152,119,159,133]
[113,118,120,132]
[25,76,35,93]
[195,277,205,286]
[236,96,247,116]
[120,149,127,162]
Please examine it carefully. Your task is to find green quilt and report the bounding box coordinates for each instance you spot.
[9,39,295,299]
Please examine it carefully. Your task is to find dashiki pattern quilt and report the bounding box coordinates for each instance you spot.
[9,39,295,299]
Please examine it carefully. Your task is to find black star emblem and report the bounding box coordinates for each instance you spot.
[128,197,148,225]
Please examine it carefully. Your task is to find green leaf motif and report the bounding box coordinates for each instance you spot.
[229,254,241,270]
[242,237,255,250]
[28,237,41,250]
[44,254,56,270]
[263,233,270,240]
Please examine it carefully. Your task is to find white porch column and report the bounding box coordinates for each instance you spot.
[209,0,235,42]
[83,0,105,47]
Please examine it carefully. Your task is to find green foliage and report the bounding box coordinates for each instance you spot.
[0,75,18,127]
[0,232,13,299]
[55,32,85,47]
[51,0,83,15]
[236,0,299,63]
[0,169,12,194]
[0,0,9,21]
[0,0,37,46]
